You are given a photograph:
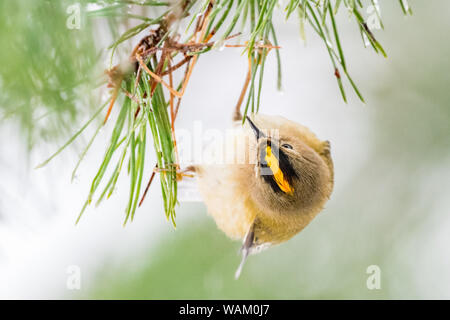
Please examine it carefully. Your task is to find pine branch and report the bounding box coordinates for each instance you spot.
[28,0,413,226]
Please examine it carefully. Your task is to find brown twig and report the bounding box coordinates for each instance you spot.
[138,165,157,207]
[137,54,184,97]
[160,55,192,76]
[233,57,253,121]
[103,88,119,124]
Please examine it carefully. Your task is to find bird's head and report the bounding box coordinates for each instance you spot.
[245,115,333,216]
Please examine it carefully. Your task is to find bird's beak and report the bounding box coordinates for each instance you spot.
[246,116,265,140]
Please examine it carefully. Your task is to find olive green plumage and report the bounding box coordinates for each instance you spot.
[194,114,334,277]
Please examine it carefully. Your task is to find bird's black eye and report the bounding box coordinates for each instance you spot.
[282,143,293,150]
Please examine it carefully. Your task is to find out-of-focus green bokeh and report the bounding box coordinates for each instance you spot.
[0,0,98,148]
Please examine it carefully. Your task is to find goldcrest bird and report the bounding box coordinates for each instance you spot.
[192,114,334,278]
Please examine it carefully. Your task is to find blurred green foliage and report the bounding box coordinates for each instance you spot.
[83,212,389,299]
[0,0,97,148]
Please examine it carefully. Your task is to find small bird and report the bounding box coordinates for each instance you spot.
[193,114,334,278]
